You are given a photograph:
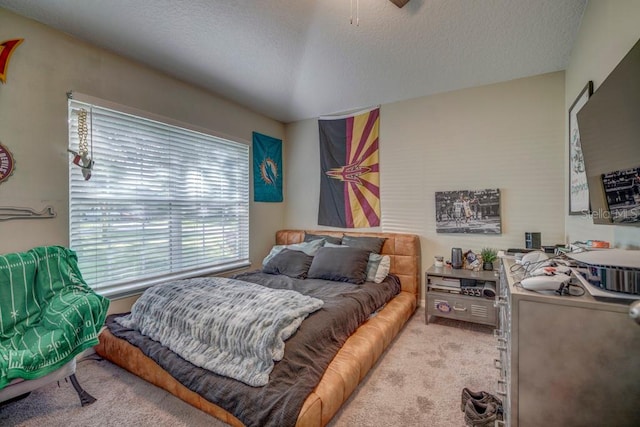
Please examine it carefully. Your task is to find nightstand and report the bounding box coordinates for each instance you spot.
[425,265,499,326]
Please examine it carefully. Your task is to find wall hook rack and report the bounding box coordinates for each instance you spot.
[0,206,57,221]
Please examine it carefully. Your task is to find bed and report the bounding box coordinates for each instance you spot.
[95,230,421,426]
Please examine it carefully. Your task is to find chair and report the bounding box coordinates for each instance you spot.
[0,246,109,406]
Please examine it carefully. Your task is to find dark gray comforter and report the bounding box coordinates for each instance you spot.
[106,271,400,427]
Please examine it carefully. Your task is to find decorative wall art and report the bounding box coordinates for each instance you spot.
[68,107,94,180]
[0,141,16,185]
[435,189,501,234]
[0,39,24,84]
[0,206,57,222]
[568,81,593,215]
[318,107,380,228]
[252,132,283,202]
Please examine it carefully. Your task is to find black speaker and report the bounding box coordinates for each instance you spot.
[451,248,463,269]
[525,232,541,249]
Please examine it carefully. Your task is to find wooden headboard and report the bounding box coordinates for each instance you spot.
[275,230,421,301]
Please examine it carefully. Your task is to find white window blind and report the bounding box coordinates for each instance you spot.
[68,96,250,298]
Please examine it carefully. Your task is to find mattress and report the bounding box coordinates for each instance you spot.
[95,230,421,426]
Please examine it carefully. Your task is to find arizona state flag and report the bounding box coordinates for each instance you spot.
[318,107,381,228]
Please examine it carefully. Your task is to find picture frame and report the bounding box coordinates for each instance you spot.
[435,189,501,234]
[568,81,593,215]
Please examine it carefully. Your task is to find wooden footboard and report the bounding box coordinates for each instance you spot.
[95,230,421,426]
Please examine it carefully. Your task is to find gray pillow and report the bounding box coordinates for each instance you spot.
[304,232,342,245]
[262,238,325,266]
[262,249,314,279]
[307,247,370,285]
[341,235,386,254]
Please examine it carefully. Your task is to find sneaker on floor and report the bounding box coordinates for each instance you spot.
[464,400,498,427]
[460,387,503,412]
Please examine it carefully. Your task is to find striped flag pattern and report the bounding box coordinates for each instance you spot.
[318,107,381,228]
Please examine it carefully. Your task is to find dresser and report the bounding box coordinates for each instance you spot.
[496,258,640,426]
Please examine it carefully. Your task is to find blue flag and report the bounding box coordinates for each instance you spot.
[252,132,283,202]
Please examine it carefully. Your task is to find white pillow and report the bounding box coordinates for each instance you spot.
[262,238,325,266]
[366,254,391,283]
[324,242,343,248]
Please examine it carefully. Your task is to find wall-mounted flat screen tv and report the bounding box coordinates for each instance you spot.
[577,37,640,226]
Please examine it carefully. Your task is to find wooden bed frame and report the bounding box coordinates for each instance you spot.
[95,230,421,426]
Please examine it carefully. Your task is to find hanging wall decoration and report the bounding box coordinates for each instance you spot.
[0,141,16,185]
[68,108,94,180]
[318,107,381,228]
[435,189,501,234]
[252,132,283,202]
[0,39,24,84]
[568,81,593,215]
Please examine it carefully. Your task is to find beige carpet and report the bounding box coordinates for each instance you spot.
[0,308,497,427]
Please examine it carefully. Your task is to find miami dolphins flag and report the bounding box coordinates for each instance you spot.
[253,132,283,202]
[318,107,381,228]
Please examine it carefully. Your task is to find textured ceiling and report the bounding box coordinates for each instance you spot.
[0,0,587,123]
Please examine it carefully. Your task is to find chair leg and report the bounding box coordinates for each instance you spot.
[68,374,96,406]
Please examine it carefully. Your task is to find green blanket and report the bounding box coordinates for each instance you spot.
[0,246,109,389]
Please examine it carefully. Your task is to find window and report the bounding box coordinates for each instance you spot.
[68,95,250,298]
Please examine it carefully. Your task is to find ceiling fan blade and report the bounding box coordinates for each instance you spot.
[389,0,410,8]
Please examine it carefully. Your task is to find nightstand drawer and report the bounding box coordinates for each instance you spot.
[427,292,497,326]
[430,295,471,321]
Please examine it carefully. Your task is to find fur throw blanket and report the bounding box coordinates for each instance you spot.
[116,277,323,386]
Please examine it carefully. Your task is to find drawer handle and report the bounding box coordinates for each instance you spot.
[496,379,507,396]
[494,297,508,307]
[452,305,467,312]
[494,358,502,370]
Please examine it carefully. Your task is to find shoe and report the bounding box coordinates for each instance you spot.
[464,400,498,427]
[460,387,503,412]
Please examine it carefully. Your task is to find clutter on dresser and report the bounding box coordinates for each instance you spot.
[508,250,584,295]
[508,247,640,300]
[567,248,640,300]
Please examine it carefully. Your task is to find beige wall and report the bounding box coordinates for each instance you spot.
[285,72,566,293]
[0,10,286,310]
[6,1,638,311]
[565,0,640,249]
